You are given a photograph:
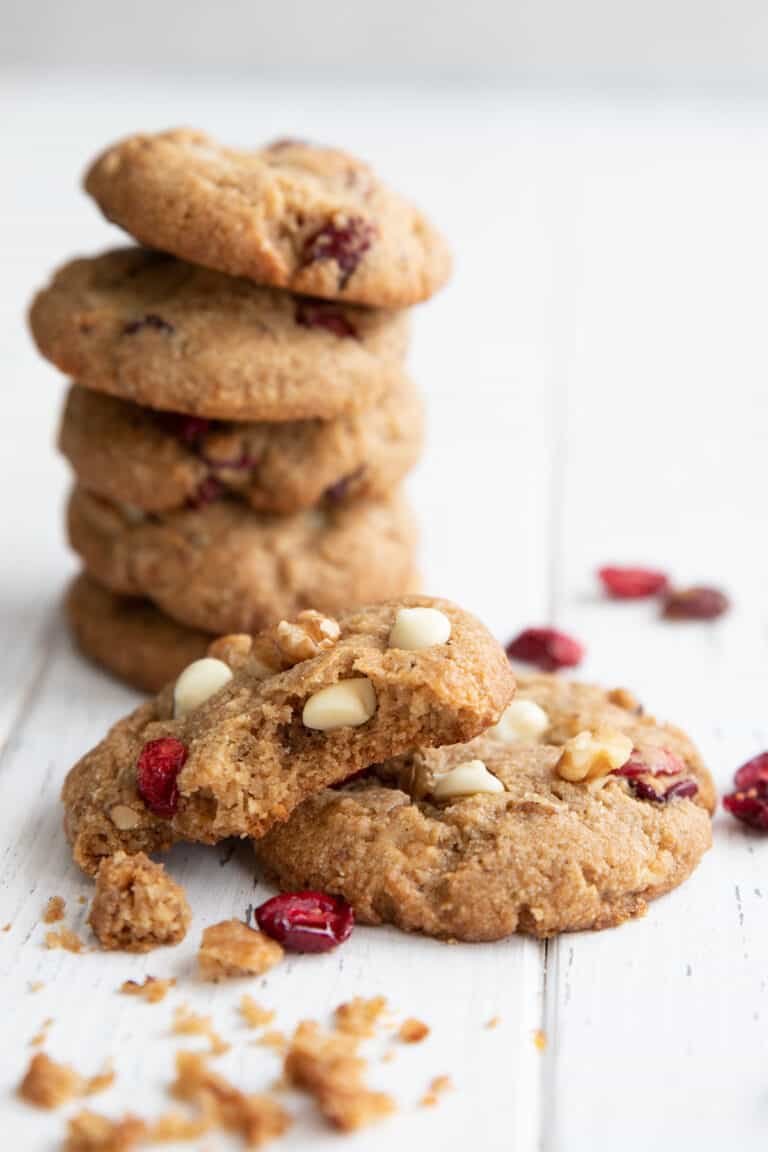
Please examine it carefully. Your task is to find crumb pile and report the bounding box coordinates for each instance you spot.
[28,129,453,692]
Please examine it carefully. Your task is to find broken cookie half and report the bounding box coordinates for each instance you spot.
[63,596,514,874]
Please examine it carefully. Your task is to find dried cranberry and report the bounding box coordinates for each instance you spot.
[723,751,768,830]
[175,416,212,446]
[613,748,686,778]
[664,778,699,801]
[723,788,768,830]
[598,566,669,599]
[301,218,376,289]
[662,586,729,620]
[123,313,174,336]
[255,891,354,953]
[505,628,584,673]
[323,467,366,504]
[734,752,768,790]
[295,299,358,338]
[186,477,224,509]
[629,775,698,803]
[136,737,187,818]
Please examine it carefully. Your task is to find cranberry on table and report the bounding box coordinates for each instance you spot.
[598,565,669,599]
[255,891,354,953]
[505,627,584,673]
[662,586,730,620]
[723,751,768,831]
[136,737,187,818]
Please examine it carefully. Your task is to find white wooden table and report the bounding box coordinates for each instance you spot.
[1,78,766,1150]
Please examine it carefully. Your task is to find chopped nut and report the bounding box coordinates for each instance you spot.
[108,805,141,831]
[119,975,175,1004]
[18,1052,83,1109]
[43,896,66,924]
[207,632,253,670]
[198,919,283,981]
[239,995,275,1029]
[89,852,190,952]
[285,1021,395,1132]
[397,1018,430,1044]
[334,997,387,1038]
[487,699,549,744]
[607,687,643,713]
[556,729,634,782]
[45,928,83,953]
[388,606,451,651]
[432,759,505,801]
[63,1109,147,1151]
[302,678,377,731]
[275,610,340,664]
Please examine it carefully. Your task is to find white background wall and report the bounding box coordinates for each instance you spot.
[4,0,768,89]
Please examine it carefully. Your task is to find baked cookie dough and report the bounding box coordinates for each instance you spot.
[62,597,515,873]
[67,485,418,635]
[59,377,423,515]
[30,247,409,421]
[83,132,452,308]
[255,675,715,940]
[66,574,211,693]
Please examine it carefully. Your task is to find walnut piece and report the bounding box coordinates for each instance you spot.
[556,729,634,783]
[275,610,340,664]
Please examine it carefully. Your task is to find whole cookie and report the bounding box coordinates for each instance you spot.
[255,675,715,940]
[62,597,515,873]
[84,132,452,308]
[67,574,211,693]
[67,486,418,635]
[30,248,409,421]
[59,377,423,515]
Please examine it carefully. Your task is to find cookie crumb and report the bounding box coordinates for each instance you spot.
[89,852,190,952]
[285,1020,395,1132]
[43,896,66,924]
[18,1052,83,1109]
[84,1066,116,1097]
[169,1050,290,1145]
[2,922,11,932]
[485,1015,501,1030]
[198,919,283,980]
[119,975,175,1004]
[63,1109,146,1151]
[78,895,88,905]
[420,1075,452,1108]
[172,1004,230,1055]
[239,994,275,1029]
[256,1030,287,1051]
[397,1018,429,1044]
[45,928,83,953]
[29,1017,54,1047]
[334,996,388,1038]
[533,1028,547,1051]
[29,981,45,994]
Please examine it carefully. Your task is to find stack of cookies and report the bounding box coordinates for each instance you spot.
[29,130,451,692]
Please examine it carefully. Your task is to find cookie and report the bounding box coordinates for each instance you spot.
[59,377,423,515]
[67,486,418,635]
[255,675,715,940]
[66,574,211,693]
[62,597,515,873]
[30,248,410,421]
[83,132,452,308]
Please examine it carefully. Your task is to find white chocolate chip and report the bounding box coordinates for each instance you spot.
[556,729,633,783]
[173,657,233,717]
[432,759,505,801]
[109,805,141,830]
[302,678,377,731]
[487,699,549,744]
[388,607,451,651]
